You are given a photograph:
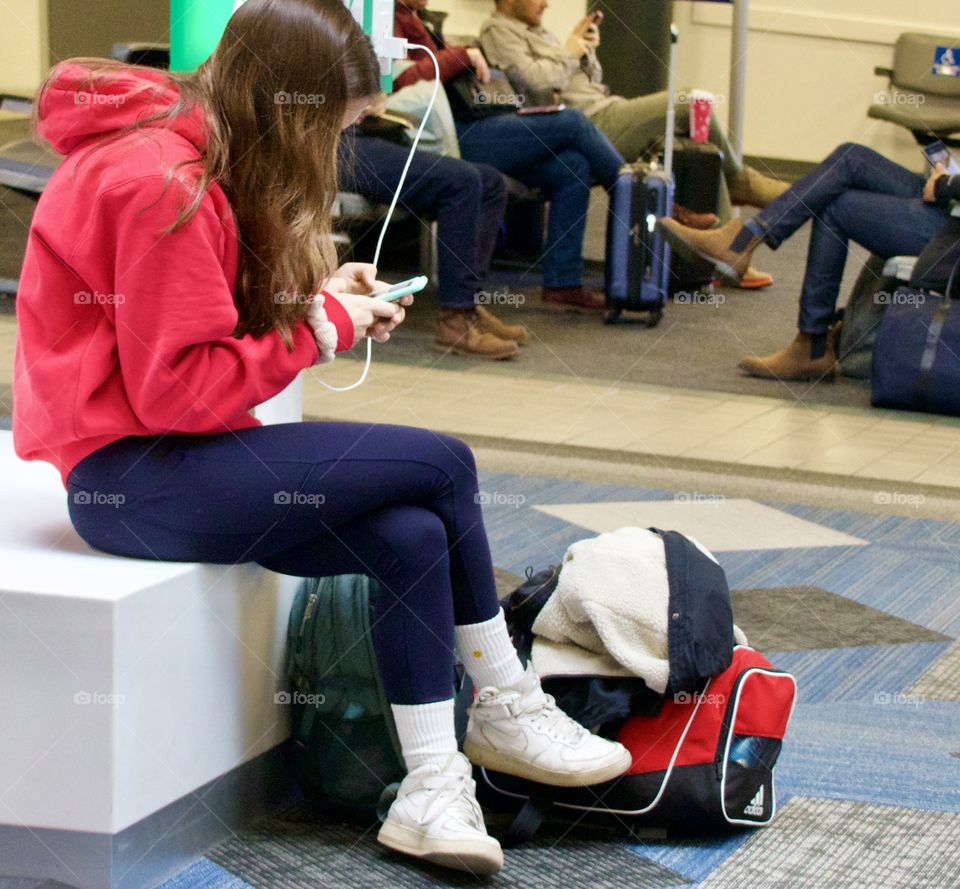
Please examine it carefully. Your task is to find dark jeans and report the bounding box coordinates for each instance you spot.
[339,133,507,310]
[754,143,948,333]
[456,108,624,288]
[66,422,501,705]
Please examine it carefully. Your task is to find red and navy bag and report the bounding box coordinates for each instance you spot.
[473,646,797,844]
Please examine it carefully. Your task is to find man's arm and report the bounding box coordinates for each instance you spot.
[934,173,960,209]
[479,19,580,97]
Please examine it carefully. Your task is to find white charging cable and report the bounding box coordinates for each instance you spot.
[315,41,440,392]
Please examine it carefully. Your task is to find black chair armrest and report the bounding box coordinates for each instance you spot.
[111,43,171,69]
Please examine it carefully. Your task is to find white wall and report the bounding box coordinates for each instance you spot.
[673,0,960,168]
[0,0,47,95]
[433,0,959,168]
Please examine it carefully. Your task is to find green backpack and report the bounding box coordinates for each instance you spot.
[285,574,406,819]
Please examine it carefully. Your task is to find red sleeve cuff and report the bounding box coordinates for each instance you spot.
[320,291,355,352]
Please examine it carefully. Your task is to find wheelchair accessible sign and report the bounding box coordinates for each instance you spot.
[933,47,960,77]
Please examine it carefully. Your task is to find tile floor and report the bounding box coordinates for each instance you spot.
[3,312,960,488]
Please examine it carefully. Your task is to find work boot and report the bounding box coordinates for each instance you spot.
[435,309,519,360]
[661,217,762,282]
[541,285,605,313]
[737,331,838,381]
[673,204,719,230]
[474,304,529,345]
[729,165,790,208]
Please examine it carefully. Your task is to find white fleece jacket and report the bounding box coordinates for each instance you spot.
[531,527,746,694]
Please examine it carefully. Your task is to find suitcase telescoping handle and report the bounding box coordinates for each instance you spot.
[663,23,679,180]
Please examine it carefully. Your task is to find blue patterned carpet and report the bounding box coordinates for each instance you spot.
[157,470,960,888]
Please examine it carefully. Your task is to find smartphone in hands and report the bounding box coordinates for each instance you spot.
[366,275,428,302]
[922,140,960,176]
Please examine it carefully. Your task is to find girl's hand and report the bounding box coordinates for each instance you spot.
[331,263,390,295]
[334,292,409,344]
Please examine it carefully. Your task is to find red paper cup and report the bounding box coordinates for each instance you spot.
[688,90,714,143]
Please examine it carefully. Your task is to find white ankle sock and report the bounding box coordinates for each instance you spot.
[455,609,527,691]
[391,699,458,771]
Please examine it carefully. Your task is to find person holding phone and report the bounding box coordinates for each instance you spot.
[395,0,626,313]
[339,95,520,360]
[660,143,959,380]
[12,0,631,876]
[481,0,789,288]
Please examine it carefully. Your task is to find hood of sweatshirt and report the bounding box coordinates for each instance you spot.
[35,61,208,157]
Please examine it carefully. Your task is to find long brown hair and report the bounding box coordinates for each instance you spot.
[38,0,381,348]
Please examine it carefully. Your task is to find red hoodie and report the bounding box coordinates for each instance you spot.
[13,63,354,486]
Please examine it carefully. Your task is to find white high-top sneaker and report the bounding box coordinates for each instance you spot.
[463,665,633,787]
[377,752,503,876]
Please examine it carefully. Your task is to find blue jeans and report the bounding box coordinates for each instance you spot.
[66,423,501,705]
[339,133,507,310]
[456,109,624,288]
[754,143,948,333]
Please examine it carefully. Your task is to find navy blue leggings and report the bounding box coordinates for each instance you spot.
[66,422,501,705]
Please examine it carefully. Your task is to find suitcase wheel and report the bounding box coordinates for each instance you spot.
[604,307,622,325]
[646,309,663,328]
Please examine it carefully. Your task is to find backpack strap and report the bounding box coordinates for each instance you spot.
[498,789,554,847]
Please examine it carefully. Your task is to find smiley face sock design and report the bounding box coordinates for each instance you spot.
[454,609,527,692]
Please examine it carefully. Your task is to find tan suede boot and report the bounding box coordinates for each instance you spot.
[661,217,762,282]
[474,305,529,345]
[435,309,519,360]
[729,166,790,208]
[737,332,838,381]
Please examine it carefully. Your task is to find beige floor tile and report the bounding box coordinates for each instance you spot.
[894,443,959,462]
[565,424,652,449]
[912,466,960,487]
[625,427,718,454]
[852,461,931,483]
[741,440,828,469]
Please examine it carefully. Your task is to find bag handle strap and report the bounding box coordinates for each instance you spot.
[945,253,960,301]
[498,791,553,847]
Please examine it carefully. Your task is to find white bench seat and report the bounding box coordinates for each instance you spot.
[0,382,306,889]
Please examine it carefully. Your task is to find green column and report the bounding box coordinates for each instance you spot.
[170,0,394,90]
[169,0,235,73]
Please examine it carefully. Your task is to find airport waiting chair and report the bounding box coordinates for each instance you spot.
[0,94,62,296]
[869,32,960,147]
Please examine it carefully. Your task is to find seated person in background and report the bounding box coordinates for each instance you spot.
[659,145,959,381]
[395,0,624,313]
[481,0,786,288]
[339,99,522,360]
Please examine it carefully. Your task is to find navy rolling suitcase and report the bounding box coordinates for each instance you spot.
[604,24,679,327]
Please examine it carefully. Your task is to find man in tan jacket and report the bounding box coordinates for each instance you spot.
[481,0,787,287]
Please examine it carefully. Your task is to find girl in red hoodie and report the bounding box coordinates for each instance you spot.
[13,0,630,875]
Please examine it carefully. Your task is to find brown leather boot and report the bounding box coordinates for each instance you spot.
[435,309,519,360]
[474,305,529,345]
[737,332,838,381]
[660,217,762,282]
[729,166,790,208]
[541,285,605,312]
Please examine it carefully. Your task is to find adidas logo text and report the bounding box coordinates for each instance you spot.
[743,785,765,816]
